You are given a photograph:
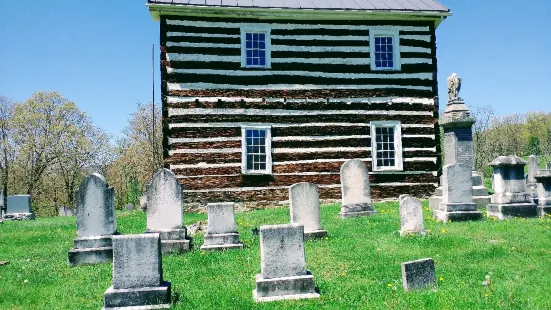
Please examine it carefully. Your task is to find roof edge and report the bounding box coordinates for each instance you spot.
[147,4,452,28]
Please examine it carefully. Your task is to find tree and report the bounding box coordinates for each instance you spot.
[0,96,15,214]
[526,136,541,156]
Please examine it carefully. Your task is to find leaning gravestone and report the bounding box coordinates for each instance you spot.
[289,182,328,239]
[145,168,190,254]
[399,195,426,236]
[103,233,171,309]
[487,156,538,219]
[68,173,117,266]
[525,155,539,202]
[433,163,482,222]
[402,258,437,291]
[253,224,319,302]
[339,159,376,218]
[3,195,35,220]
[201,202,243,251]
[535,169,551,216]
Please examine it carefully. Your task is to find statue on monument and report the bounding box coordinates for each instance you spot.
[447,73,462,102]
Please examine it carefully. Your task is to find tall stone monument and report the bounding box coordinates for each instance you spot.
[253,224,320,302]
[145,169,190,254]
[339,159,376,218]
[534,169,551,216]
[289,182,328,239]
[68,173,117,266]
[103,234,171,309]
[486,156,538,219]
[525,155,539,202]
[201,202,243,251]
[429,73,490,211]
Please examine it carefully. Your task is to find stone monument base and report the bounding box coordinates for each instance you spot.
[68,235,113,267]
[103,281,171,310]
[304,229,328,240]
[433,210,483,223]
[538,205,551,217]
[487,203,538,220]
[2,213,35,221]
[253,271,319,303]
[430,173,491,210]
[339,204,376,219]
[145,228,190,254]
[200,232,243,251]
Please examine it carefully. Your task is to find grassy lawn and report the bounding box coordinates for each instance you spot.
[2,202,551,309]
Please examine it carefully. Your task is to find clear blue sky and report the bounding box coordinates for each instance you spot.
[1,0,550,137]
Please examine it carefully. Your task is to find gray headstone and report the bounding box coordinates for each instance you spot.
[112,234,162,289]
[289,182,323,233]
[441,163,473,204]
[7,195,32,213]
[125,203,134,211]
[206,202,236,234]
[139,194,147,211]
[76,173,116,237]
[527,155,538,183]
[401,258,436,291]
[260,224,307,279]
[340,159,371,206]
[399,195,425,235]
[547,162,551,170]
[58,206,76,217]
[146,169,183,231]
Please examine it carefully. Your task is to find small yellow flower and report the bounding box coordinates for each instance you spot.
[547,226,550,229]
[461,281,465,285]
[201,251,206,255]
[387,283,392,287]
[484,293,489,297]
[340,272,346,276]
[441,228,446,233]
[324,237,328,240]
[439,277,444,281]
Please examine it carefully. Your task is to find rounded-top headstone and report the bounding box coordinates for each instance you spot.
[399,195,425,234]
[340,159,371,206]
[146,169,183,231]
[289,182,322,232]
[76,173,116,237]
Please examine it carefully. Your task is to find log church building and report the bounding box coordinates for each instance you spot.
[147,0,451,204]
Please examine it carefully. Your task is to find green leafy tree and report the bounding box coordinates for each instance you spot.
[526,136,541,156]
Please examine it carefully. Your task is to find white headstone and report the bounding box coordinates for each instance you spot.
[340,159,371,206]
[399,195,425,236]
[206,202,236,234]
[146,169,183,231]
[260,224,307,279]
[289,182,327,238]
[76,173,116,237]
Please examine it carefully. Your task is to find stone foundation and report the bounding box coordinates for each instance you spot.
[68,235,113,267]
[487,203,538,220]
[253,272,319,302]
[200,232,243,251]
[145,229,190,255]
[103,282,171,309]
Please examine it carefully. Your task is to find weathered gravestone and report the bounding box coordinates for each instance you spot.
[339,159,376,218]
[535,169,551,216]
[68,173,117,266]
[487,156,538,220]
[253,224,319,302]
[429,73,490,210]
[125,203,134,211]
[201,202,243,251]
[58,206,76,217]
[3,195,35,220]
[547,162,551,170]
[525,155,539,202]
[433,163,482,222]
[289,182,328,239]
[103,233,171,309]
[402,258,437,291]
[399,195,426,236]
[145,169,190,254]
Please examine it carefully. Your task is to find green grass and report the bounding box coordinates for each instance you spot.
[2,203,551,309]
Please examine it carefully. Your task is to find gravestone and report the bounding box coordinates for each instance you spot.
[429,73,490,210]
[201,202,243,251]
[486,156,537,220]
[58,206,76,217]
[547,162,551,170]
[3,195,35,220]
[401,258,436,291]
[399,195,426,236]
[68,173,117,266]
[433,163,482,222]
[525,155,539,202]
[125,203,134,211]
[534,169,551,216]
[339,159,376,218]
[103,233,171,309]
[253,224,319,302]
[289,182,328,239]
[139,193,147,211]
[145,168,190,254]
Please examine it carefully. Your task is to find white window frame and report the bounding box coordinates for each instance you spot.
[370,121,403,172]
[240,25,272,69]
[241,125,272,175]
[369,30,401,71]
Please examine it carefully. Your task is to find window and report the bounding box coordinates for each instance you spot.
[241,126,272,174]
[370,30,401,71]
[371,121,403,171]
[241,26,271,68]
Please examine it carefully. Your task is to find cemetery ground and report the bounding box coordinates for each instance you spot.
[2,203,551,310]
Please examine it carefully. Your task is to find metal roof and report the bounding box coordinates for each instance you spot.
[147,0,450,12]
